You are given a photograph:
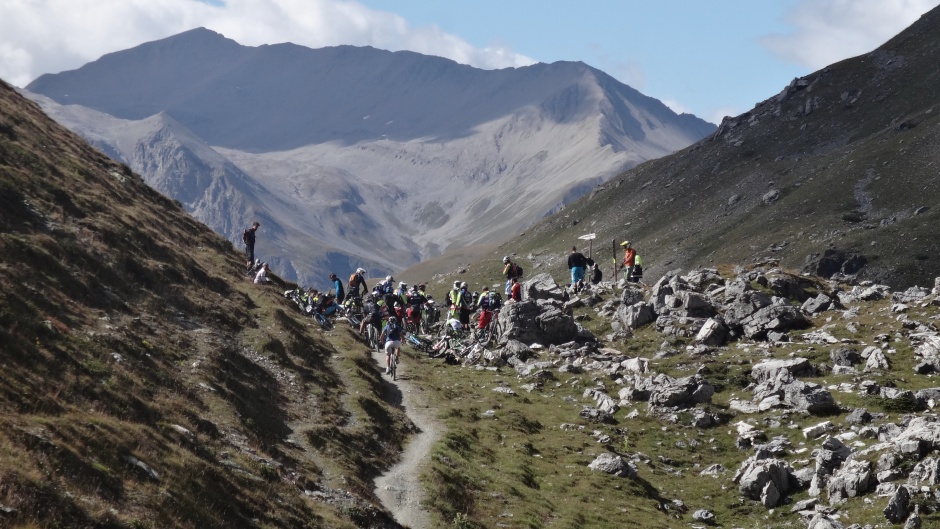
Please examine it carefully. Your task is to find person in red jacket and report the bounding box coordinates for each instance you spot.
[509,277,522,302]
[620,241,637,280]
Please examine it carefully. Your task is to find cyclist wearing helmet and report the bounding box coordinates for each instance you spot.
[405,284,428,329]
[348,268,367,298]
[457,282,472,326]
[376,275,397,312]
[502,256,521,295]
[380,315,403,375]
[359,294,382,335]
[448,281,462,320]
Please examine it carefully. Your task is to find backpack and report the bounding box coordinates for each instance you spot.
[242,229,250,244]
[513,263,523,278]
[489,292,502,310]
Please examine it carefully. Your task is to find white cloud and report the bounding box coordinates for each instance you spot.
[762,0,940,69]
[0,0,535,87]
[661,98,691,116]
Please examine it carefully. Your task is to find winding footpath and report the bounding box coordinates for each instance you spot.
[371,349,441,529]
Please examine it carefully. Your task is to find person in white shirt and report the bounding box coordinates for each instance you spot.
[253,263,270,284]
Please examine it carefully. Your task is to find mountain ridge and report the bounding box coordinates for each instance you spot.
[25,28,714,287]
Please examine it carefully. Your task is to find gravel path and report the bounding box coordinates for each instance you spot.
[372,349,440,529]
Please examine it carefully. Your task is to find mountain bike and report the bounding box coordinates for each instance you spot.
[366,321,381,352]
[422,300,441,334]
[475,309,502,346]
[313,311,333,330]
[405,332,433,354]
[387,349,398,381]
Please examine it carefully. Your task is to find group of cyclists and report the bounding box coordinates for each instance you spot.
[341,255,526,378]
[277,254,528,379]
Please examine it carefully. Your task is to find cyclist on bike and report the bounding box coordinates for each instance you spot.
[376,275,397,313]
[348,268,367,298]
[360,294,383,336]
[381,316,403,375]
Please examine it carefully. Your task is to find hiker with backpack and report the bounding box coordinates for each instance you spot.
[476,286,502,331]
[567,246,588,293]
[242,221,260,273]
[502,256,523,295]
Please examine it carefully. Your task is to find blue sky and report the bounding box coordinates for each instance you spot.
[2,0,937,124]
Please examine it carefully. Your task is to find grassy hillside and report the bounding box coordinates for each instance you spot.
[0,79,408,528]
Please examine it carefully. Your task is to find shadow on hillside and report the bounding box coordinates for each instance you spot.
[210,343,291,447]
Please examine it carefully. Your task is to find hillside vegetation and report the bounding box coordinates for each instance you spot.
[0,79,408,528]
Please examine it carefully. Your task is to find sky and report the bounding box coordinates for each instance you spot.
[1,0,938,124]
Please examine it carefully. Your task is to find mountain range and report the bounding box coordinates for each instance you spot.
[489,5,940,290]
[24,28,715,287]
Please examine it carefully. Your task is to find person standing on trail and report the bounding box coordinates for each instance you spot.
[567,246,587,292]
[243,221,260,272]
[330,273,345,303]
[348,268,367,298]
[502,256,522,295]
[620,241,637,281]
[380,316,403,375]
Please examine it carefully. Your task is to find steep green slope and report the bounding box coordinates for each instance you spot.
[0,80,406,528]
[497,6,940,289]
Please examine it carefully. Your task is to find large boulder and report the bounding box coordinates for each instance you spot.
[587,453,637,478]
[723,289,773,327]
[751,358,815,383]
[741,303,809,340]
[614,302,656,330]
[500,300,581,345]
[733,456,793,506]
[648,375,714,408]
[695,317,729,346]
[523,273,566,302]
[827,459,873,502]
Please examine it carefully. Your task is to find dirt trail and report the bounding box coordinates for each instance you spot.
[372,349,440,529]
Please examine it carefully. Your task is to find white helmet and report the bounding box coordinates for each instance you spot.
[502,256,510,264]
[460,282,468,289]
[453,280,461,289]
[356,268,365,274]
[386,275,393,282]
[399,281,407,288]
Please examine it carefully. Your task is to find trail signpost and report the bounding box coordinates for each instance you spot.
[577,232,596,258]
